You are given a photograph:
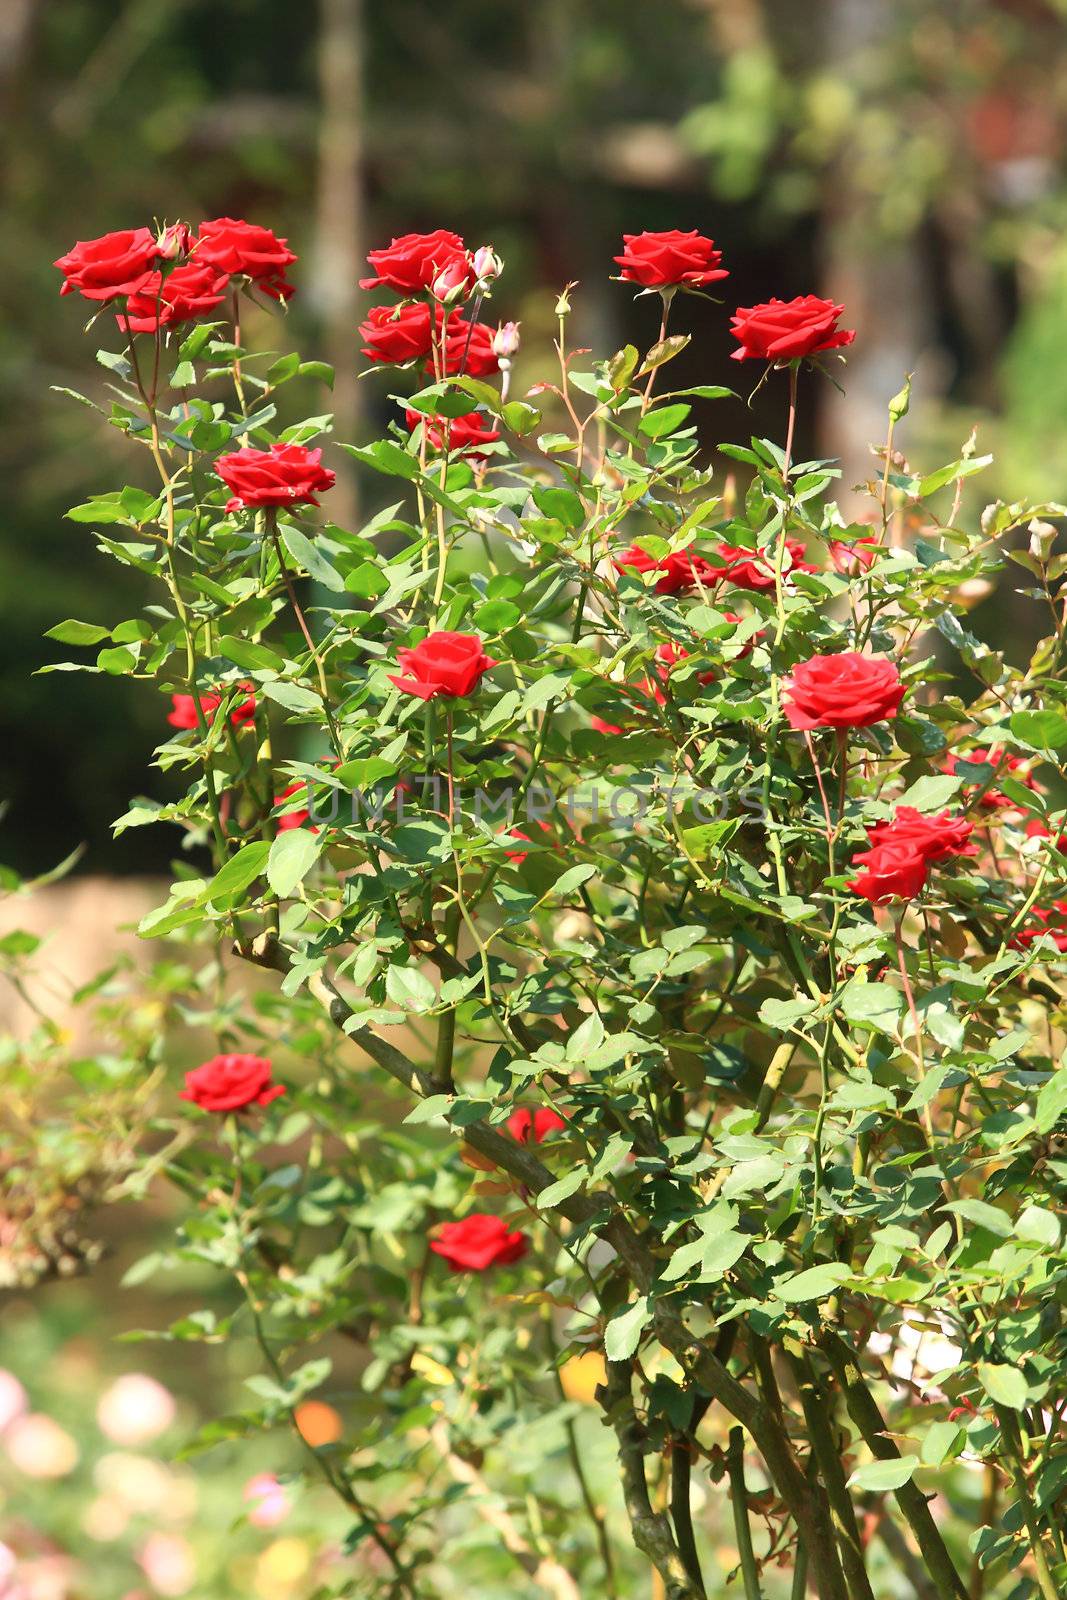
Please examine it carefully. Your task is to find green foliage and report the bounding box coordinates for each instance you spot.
[33,249,1067,1600]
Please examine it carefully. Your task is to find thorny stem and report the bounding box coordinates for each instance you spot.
[267,512,344,758]
[546,1314,619,1597]
[894,910,933,1137]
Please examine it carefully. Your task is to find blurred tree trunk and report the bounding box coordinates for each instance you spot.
[818,0,932,499]
[313,0,365,528]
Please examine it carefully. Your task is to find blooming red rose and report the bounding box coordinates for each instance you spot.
[614,230,728,290]
[641,642,717,704]
[216,443,336,514]
[828,533,880,575]
[179,1053,285,1112]
[54,227,163,303]
[275,781,312,832]
[360,230,471,294]
[439,313,500,377]
[195,218,296,300]
[943,747,1038,810]
[846,843,928,904]
[405,408,500,458]
[591,715,627,737]
[360,302,434,365]
[1025,818,1067,851]
[119,263,231,335]
[506,1106,568,1143]
[1011,902,1067,952]
[430,1214,528,1273]
[502,819,554,864]
[705,539,817,591]
[866,807,975,862]
[388,631,497,701]
[614,545,717,596]
[167,682,256,730]
[783,652,904,731]
[730,295,855,363]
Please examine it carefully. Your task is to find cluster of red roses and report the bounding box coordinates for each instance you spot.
[54,218,297,323]
[180,1055,566,1272]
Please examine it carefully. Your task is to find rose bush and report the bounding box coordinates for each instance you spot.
[36,213,1067,1600]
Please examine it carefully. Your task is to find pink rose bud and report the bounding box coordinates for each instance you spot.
[157,223,192,260]
[492,321,521,359]
[431,259,472,304]
[472,245,502,282]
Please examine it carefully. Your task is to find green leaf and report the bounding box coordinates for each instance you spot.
[837,980,902,1031]
[45,619,110,646]
[206,841,271,904]
[771,1263,850,1303]
[260,680,323,714]
[639,404,692,440]
[946,1199,1012,1238]
[1010,709,1067,751]
[385,965,438,1012]
[281,525,347,593]
[1035,1063,1067,1133]
[977,1362,1029,1410]
[920,1421,962,1467]
[604,1296,650,1361]
[847,1456,920,1492]
[532,487,584,529]
[216,636,285,672]
[266,827,321,898]
[474,599,521,633]
[897,774,963,810]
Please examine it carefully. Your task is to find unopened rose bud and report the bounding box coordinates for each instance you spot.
[472,245,502,283]
[1029,519,1057,562]
[555,281,577,318]
[492,320,521,360]
[157,222,192,260]
[431,259,471,305]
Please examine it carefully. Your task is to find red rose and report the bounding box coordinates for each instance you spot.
[119,263,230,335]
[179,1053,285,1112]
[706,539,817,592]
[1011,902,1067,952]
[275,780,312,832]
[388,632,497,701]
[783,652,904,731]
[829,534,880,575]
[195,218,296,300]
[866,807,974,862]
[1025,818,1067,851]
[614,230,728,290]
[216,443,336,513]
[943,747,1038,810]
[430,1214,528,1273]
[730,295,855,363]
[405,408,500,458]
[506,1106,568,1143]
[168,682,256,730]
[502,820,554,864]
[360,229,471,293]
[591,715,627,737]
[846,843,928,904]
[614,546,717,596]
[439,314,500,378]
[54,227,162,303]
[360,302,434,365]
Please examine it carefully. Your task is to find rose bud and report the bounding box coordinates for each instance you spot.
[1029,519,1057,561]
[431,258,473,305]
[156,222,193,260]
[472,245,503,283]
[492,320,521,360]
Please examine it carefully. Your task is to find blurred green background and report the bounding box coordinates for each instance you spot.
[6,0,1067,877]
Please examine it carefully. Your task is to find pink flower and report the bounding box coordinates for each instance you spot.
[243,1474,290,1528]
[96,1375,176,1446]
